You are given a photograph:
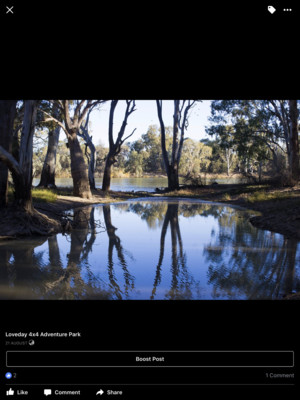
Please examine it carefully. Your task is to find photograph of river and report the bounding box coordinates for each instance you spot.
[1,100,300,300]
[1,198,299,300]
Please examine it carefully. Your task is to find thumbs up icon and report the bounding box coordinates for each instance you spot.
[6,388,14,395]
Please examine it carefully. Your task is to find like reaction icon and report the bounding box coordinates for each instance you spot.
[6,388,14,396]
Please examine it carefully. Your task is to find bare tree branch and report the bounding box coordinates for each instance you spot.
[120,128,137,145]
[40,110,68,135]
[77,100,103,129]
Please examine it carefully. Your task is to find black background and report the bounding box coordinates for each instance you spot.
[1,0,299,397]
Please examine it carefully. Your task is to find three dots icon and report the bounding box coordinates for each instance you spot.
[283,9,292,11]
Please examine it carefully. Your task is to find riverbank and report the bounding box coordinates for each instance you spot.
[2,183,300,241]
[32,183,300,240]
[0,189,138,239]
[153,183,300,240]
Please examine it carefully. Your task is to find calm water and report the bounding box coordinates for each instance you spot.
[1,199,299,300]
[33,177,169,192]
[32,176,244,192]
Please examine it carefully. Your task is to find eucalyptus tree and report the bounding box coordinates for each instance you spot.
[0,100,61,235]
[156,100,196,190]
[207,100,300,183]
[42,100,103,198]
[77,102,104,190]
[38,102,61,188]
[288,100,299,181]
[0,100,37,212]
[0,100,16,207]
[102,100,136,191]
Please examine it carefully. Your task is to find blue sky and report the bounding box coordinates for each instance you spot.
[88,100,212,147]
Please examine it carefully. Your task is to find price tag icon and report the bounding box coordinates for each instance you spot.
[268,5,276,14]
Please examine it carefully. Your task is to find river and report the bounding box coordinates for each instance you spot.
[1,198,299,300]
[32,176,244,192]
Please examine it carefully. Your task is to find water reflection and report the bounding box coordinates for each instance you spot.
[204,207,300,299]
[0,200,299,299]
[103,205,135,299]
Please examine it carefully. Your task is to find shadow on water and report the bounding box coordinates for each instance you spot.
[0,200,299,299]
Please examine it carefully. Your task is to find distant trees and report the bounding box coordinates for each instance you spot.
[156,100,196,190]
[180,139,212,180]
[125,125,172,176]
[207,100,300,184]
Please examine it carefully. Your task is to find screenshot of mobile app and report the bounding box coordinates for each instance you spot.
[1,1,299,399]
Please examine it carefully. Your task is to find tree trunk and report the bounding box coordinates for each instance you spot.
[14,100,37,212]
[101,100,136,193]
[102,155,114,191]
[68,131,92,199]
[84,138,97,190]
[167,164,179,190]
[0,100,16,207]
[38,119,60,188]
[288,100,299,182]
[88,144,96,190]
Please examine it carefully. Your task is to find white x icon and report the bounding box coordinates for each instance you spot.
[6,6,14,14]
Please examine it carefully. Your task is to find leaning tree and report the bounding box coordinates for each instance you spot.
[0,100,61,235]
[156,100,196,190]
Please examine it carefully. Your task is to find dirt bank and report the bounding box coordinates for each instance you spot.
[152,183,300,239]
[0,189,140,239]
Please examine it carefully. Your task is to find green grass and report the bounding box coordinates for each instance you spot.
[246,190,293,203]
[32,188,57,203]
[7,187,57,203]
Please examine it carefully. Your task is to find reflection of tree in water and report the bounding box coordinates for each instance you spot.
[0,207,112,299]
[42,207,111,299]
[2,200,297,300]
[203,208,300,299]
[0,237,49,299]
[149,203,198,300]
[128,202,167,229]
[103,205,135,299]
